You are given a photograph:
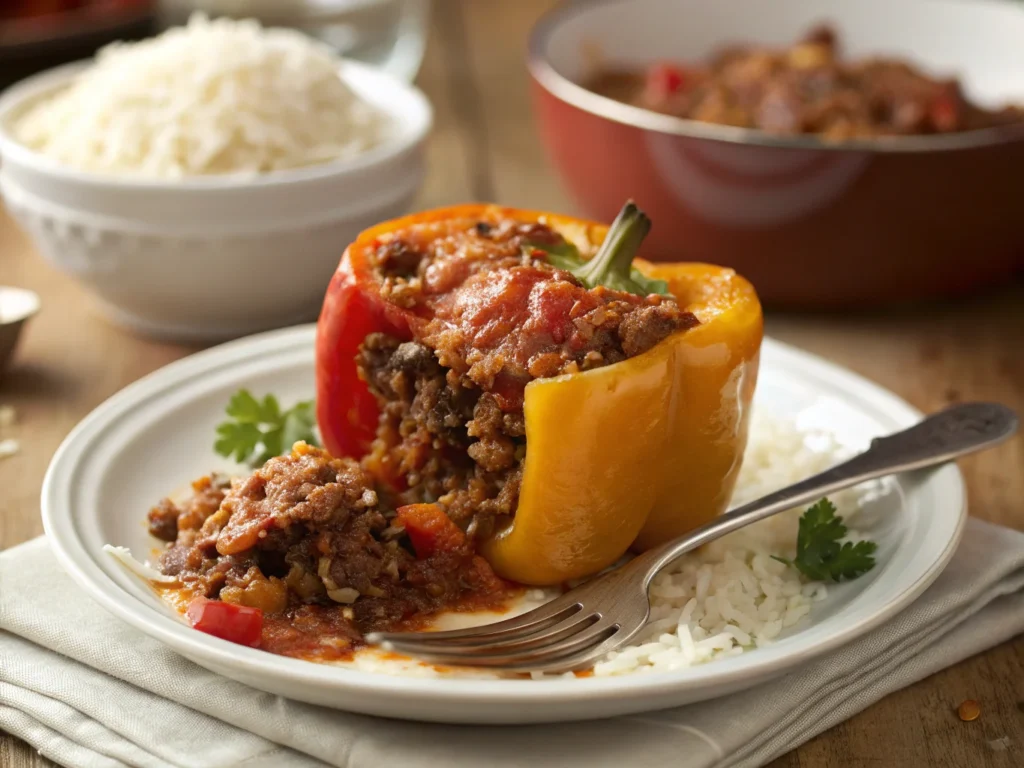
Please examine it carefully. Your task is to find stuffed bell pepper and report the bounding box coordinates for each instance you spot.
[144,201,762,658]
[316,202,763,585]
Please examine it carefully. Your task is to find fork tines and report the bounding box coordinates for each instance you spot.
[366,599,623,673]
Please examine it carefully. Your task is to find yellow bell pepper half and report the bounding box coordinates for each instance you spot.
[319,203,763,587]
[481,234,763,584]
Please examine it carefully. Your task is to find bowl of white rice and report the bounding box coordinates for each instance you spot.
[0,15,431,340]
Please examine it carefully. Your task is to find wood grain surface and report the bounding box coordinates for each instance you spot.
[2,1,1022,766]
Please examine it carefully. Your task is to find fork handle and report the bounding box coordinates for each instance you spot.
[635,402,1018,584]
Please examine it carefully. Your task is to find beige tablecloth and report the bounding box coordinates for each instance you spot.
[2,519,1023,768]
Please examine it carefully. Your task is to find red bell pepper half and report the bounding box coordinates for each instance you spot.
[315,222,419,460]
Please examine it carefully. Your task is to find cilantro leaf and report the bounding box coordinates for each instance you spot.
[772,498,877,582]
[629,269,671,297]
[224,389,263,423]
[830,540,879,581]
[530,240,581,272]
[214,389,319,467]
[280,401,317,454]
[214,421,263,464]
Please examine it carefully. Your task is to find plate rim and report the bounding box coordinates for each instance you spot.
[41,324,967,713]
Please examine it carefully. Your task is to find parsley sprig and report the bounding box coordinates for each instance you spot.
[772,498,877,582]
[214,389,319,467]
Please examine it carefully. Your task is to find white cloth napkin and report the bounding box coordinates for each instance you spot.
[2,519,1023,768]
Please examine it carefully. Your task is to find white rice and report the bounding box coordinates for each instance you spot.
[591,412,867,677]
[11,14,386,178]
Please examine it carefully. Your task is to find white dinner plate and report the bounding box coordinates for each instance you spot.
[41,325,966,724]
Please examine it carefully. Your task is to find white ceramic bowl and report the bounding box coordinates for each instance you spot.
[0,61,432,341]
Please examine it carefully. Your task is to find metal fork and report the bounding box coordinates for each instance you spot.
[367,402,1018,673]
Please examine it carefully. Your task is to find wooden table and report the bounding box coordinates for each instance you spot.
[2,2,1022,766]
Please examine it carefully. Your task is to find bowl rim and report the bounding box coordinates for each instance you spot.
[527,0,1024,154]
[0,59,433,190]
[0,285,41,326]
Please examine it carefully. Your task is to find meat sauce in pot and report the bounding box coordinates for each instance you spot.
[587,26,1023,139]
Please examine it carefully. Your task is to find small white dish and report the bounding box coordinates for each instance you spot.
[0,62,432,341]
[0,285,40,376]
[41,326,966,724]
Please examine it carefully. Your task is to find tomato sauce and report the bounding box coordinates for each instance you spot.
[159,581,523,662]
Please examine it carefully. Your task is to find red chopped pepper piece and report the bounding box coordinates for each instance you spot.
[395,503,467,559]
[186,597,263,648]
[929,87,962,132]
[646,62,689,97]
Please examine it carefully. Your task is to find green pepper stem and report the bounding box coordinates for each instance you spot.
[576,201,651,288]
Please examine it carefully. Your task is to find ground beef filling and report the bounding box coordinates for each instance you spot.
[151,216,698,655]
[358,217,698,538]
[588,26,1024,138]
[357,332,523,541]
[368,217,699,408]
[152,444,505,657]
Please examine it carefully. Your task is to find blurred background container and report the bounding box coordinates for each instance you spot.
[528,0,1024,308]
[2,0,1021,320]
[0,0,428,90]
[0,1,156,91]
[159,0,430,81]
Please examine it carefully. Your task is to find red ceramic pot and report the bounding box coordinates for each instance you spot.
[0,1,155,91]
[528,0,1024,308]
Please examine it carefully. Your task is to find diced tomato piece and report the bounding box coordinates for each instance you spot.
[646,63,689,97]
[395,503,466,559]
[929,90,962,132]
[186,597,263,648]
